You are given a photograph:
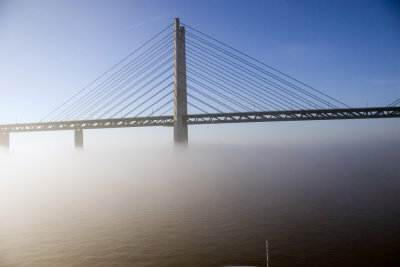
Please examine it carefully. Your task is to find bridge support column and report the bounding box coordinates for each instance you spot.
[74,129,83,149]
[0,132,9,151]
[173,18,188,145]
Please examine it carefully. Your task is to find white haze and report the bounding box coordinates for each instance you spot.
[0,140,399,266]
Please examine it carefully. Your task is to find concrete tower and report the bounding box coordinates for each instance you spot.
[173,18,188,145]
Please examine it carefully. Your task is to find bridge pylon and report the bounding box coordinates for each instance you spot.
[74,129,83,149]
[173,18,188,145]
[0,132,9,151]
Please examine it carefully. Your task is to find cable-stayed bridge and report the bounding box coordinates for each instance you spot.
[1,18,399,149]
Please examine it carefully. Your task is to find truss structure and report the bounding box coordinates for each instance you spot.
[186,107,400,125]
[1,107,399,133]
[0,116,174,133]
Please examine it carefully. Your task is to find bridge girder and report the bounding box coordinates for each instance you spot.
[0,116,174,133]
[0,107,398,133]
[185,107,400,125]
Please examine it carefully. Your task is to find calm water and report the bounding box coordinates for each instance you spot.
[1,142,399,266]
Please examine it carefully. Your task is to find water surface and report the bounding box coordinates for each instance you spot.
[1,142,399,266]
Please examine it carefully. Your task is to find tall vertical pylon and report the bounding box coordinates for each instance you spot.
[173,18,188,145]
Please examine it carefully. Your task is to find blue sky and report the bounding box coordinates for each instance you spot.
[0,0,399,148]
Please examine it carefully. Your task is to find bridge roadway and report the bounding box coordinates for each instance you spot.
[1,107,399,133]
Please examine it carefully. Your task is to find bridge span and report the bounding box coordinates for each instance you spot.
[1,18,399,149]
[1,107,399,149]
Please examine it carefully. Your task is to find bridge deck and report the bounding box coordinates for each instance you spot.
[0,107,399,133]
[186,107,400,125]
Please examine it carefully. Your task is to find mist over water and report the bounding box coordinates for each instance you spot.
[1,141,399,266]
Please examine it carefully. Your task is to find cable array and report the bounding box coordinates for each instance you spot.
[42,24,175,122]
[182,23,349,114]
[42,21,353,122]
[388,97,400,107]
